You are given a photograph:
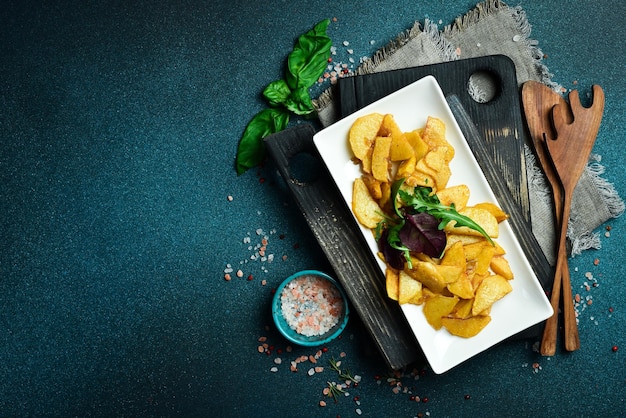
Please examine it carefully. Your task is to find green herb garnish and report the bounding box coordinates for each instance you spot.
[329,357,358,383]
[378,178,494,269]
[235,19,332,175]
[325,381,346,403]
[393,178,494,245]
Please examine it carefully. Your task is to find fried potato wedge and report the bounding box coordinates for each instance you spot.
[398,270,423,305]
[472,274,512,316]
[422,116,454,161]
[474,202,509,223]
[436,185,470,211]
[390,135,415,161]
[444,207,499,238]
[451,298,474,319]
[379,113,403,138]
[440,241,466,269]
[447,273,474,299]
[404,130,429,161]
[352,177,384,228]
[406,261,447,294]
[371,135,392,182]
[423,294,459,330]
[349,113,384,160]
[490,256,514,280]
[442,315,491,338]
[385,269,399,301]
[360,174,382,200]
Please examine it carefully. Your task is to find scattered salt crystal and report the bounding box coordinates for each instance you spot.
[270,367,279,373]
[342,41,349,46]
[308,368,316,376]
[347,49,353,54]
[513,34,521,42]
[274,357,282,364]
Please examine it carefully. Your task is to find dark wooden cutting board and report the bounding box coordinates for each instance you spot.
[264,55,553,371]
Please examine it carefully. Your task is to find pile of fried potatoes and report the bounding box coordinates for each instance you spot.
[349,112,514,338]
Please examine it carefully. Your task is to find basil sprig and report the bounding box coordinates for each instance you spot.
[235,19,331,175]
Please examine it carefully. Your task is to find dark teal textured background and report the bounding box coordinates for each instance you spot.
[1,1,624,416]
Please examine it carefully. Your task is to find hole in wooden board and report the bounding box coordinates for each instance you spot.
[289,151,322,185]
[468,70,501,103]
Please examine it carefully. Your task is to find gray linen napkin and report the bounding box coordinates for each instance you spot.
[313,0,624,265]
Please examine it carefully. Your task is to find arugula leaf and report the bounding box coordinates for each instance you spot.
[394,178,494,245]
[235,108,289,175]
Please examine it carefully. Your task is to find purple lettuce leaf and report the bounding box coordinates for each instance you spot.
[378,229,406,270]
[398,212,446,258]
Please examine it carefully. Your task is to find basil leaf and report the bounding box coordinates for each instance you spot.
[285,19,331,90]
[263,80,291,107]
[235,108,289,175]
[284,86,315,115]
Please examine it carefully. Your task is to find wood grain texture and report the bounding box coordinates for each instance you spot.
[542,85,604,354]
[521,80,576,355]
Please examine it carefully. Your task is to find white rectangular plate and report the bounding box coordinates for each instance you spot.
[313,75,553,374]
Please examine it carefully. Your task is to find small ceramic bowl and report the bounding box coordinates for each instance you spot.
[272,270,349,346]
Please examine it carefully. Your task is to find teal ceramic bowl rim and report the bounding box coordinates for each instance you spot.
[272,270,349,347]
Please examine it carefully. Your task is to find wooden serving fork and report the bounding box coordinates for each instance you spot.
[522,81,574,354]
[542,85,605,355]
